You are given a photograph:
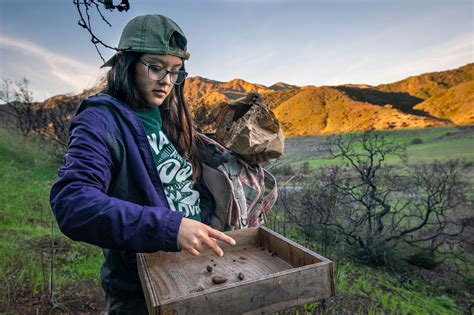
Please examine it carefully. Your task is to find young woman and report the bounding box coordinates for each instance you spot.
[50,14,269,313]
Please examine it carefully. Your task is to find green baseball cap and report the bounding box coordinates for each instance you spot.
[101,14,190,68]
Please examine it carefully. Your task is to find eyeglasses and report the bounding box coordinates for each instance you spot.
[138,59,188,85]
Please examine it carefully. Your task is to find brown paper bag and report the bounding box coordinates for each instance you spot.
[214,92,285,159]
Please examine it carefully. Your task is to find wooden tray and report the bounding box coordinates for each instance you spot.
[138,226,335,314]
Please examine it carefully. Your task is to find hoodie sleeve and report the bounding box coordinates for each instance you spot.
[50,109,183,253]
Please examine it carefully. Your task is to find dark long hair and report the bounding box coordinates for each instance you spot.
[102,36,201,182]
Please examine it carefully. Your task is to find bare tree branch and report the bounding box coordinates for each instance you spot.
[73,0,130,63]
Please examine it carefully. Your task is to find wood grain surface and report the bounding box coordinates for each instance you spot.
[138,227,335,315]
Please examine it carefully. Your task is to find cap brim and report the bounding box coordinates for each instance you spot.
[100,50,190,68]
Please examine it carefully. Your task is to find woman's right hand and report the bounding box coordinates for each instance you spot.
[177,218,236,257]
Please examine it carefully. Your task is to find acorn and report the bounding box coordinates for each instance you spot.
[212,276,228,284]
[238,272,245,280]
[206,265,213,272]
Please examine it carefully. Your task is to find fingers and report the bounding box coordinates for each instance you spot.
[189,247,200,256]
[202,236,224,257]
[186,238,220,257]
[207,228,236,246]
[183,240,202,256]
[178,219,236,257]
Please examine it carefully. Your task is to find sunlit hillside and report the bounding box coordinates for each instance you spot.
[414,80,474,125]
[375,63,473,99]
[4,63,472,138]
[273,86,447,136]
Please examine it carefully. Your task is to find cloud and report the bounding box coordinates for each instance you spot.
[297,31,473,87]
[379,34,473,83]
[0,34,99,93]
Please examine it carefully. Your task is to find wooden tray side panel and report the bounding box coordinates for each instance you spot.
[220,227,261,250]
[160,263,333,315]
[137,253,159,315]
[259,227,322,267]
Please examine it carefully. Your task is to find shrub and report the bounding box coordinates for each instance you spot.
[410,138,424,144]
[277,132,471,268]
[405,249,440,269]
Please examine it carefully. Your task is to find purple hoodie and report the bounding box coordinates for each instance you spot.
[50,93,185,296]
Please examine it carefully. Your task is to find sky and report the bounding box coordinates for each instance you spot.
[0,0,472,101]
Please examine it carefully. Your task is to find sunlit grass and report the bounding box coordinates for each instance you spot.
[273,126,474,172]
[0,128,103,308]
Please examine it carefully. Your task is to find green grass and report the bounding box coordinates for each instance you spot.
[299,259,463,314]
[273,126,474,172]
[0,128,103,308]
[344,262,463,314]
[271,246,466,314]
[2,126,472,313]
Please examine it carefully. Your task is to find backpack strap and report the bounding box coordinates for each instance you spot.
[260,169,278,222]
[222,154,248,228]
[196,132,278,229]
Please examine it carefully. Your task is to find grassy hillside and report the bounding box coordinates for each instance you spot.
[0,129,104,313]
[261,88,300,110]
[1,126,472,313]
[375,63,474,99]
[11,63,472,140]
[273,86,447,137]
[184,63,474,136]
[268,126,474,313]
[274,126,474,171]
[414,81,474,125]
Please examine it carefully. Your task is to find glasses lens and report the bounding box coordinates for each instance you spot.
[144,61,187,85]
[148,66,167,81]
[172,71,187,85]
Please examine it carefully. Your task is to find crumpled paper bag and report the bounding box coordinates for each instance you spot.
[214,92,285,158]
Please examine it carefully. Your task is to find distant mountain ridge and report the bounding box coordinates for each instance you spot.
[184,76,293,105]
[184,63,473,136]
[375,63,473,99]
[22,62,474,137]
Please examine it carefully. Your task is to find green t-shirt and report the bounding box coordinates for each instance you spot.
[136,107,201,221]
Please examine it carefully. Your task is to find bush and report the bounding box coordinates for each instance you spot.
[345,239,398,267]
[271,164,295,176]
[278,132,471,268]
[282,164,295,176]
[405,249,440,269]
[299,161,310,174]
[410,138,424,144]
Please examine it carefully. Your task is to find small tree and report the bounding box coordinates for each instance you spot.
[0,77,78,157]
[35,100,77,149]
[279,132,470,266]
[300,161,310,174]
[0,78,38,136]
